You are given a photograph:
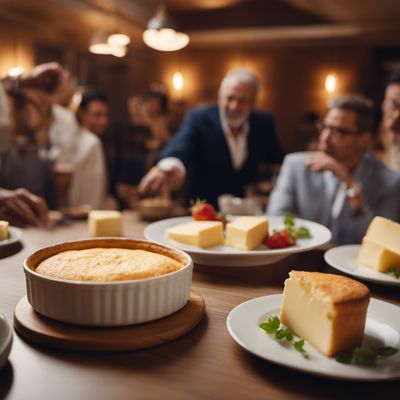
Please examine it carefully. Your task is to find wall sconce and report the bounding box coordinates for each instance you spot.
[143,5,189,52]
[172,71,184,92]
[325,73,337,94]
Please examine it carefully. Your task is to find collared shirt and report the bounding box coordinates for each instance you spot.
[219,109,249,170]
[158,108,249,174]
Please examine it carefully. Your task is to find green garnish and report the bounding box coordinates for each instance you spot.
[259,315,308,357]
[335,346,398,366]
[387,267,400,280]
[284,212,312,239]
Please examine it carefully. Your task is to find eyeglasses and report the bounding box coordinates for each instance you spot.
[315,121,360,139]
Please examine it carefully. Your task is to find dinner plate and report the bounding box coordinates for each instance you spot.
[0,314,13,369]
[324,245,400,287]
[0,226,22,247]
[144,216,331,266]
[226,294,400,381]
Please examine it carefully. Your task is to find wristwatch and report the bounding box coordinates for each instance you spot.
[343,182,362,198]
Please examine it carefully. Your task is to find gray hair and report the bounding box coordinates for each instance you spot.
[219,69,260,95]
[330,94,376,133]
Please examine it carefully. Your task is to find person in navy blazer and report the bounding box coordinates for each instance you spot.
[138,69,283,208]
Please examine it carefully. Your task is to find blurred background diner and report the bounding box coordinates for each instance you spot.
[1,0,400,230]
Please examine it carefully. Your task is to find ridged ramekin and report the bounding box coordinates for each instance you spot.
[24,238,193,326]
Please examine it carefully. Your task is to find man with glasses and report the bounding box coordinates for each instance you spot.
[267,94,400,245]
[138,69,283,208]
[380,70,400,171]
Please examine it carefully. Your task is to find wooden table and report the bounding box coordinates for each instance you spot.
[0,212,399,399]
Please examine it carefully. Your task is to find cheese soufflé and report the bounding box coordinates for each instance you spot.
[281,270,370,356]
[35,247,184,282]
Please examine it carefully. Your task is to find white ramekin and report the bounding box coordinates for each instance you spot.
[24,238,193,327]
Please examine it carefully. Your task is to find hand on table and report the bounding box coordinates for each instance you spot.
[0,188,49,227]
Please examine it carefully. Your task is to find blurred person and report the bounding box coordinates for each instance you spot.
[267,94,400,245]
[141,89,171,152]
[0,64,61,224]
[378,70,400,171]
[138,69,283,208]
[77,91,109,136]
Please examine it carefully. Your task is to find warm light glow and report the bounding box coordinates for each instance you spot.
[8,66,24,77]
[143,28,189,51]
[108,33,131,47]
[172,71,184,91]
[89,43,112,55]
[110,45,127,58]
[325,73,337,94]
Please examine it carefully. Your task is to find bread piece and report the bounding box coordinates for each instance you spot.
[281,271,370,356]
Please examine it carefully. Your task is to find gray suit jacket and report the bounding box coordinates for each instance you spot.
[267,151,400,244]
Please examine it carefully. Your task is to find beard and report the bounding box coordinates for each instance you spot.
[221,108,248,129]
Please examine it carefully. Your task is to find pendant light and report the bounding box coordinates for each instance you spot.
[143,5,189,52]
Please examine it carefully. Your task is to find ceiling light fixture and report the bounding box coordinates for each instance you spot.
[108,33,131,47]
[143,5,189,52]
[89,32,112,55]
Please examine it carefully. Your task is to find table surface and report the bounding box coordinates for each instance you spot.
[0,212,399,400]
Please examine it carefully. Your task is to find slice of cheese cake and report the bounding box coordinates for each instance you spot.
[225,216,268,250]
[281,271,370,356]
[167,220,224,248]
[357,217,400,272]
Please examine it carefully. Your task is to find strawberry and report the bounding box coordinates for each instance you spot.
[190,199,217,221]
[266,230,297,249]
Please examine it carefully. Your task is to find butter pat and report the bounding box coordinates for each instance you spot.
[225,216,268,250]
[357,217,400,272]
[88,210,122,237]
[0,220,9,241]
[281,271,370,357]
[167,221,224,248]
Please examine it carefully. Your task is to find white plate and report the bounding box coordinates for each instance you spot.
[0,314,13,369]
[0,226,22,247]
[227,294,400,381]
[324,245,400,287]
[144,216,331,266]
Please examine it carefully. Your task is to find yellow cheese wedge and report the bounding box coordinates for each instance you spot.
[0,220,9,241]
[225,216,268,250]
[88,210,122,237]
[357,237,400,272]
[167,221,224,248]
[281,271,370,357]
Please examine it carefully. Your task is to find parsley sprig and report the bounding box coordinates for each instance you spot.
[336,346,398,366]
[284,212,312,239]
[259,315,307,357]
[387,267,400,280]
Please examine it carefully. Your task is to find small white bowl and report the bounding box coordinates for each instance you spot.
[24,238,193,327]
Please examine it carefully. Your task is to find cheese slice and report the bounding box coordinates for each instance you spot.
[225,216,268,250]
[167,221,224,248]
[357,237,400,272]
[0,220,9,241]
[88,210,122,237]
[281,271,370,357]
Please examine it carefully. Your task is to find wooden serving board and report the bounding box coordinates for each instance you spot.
[14,291,205,353]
